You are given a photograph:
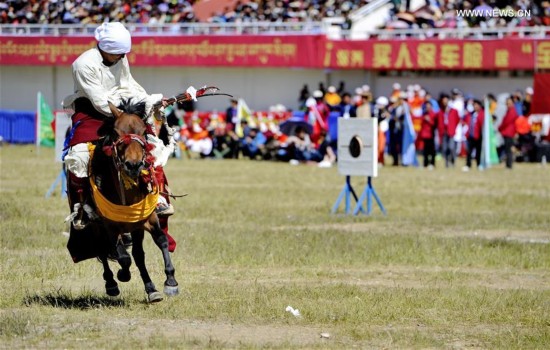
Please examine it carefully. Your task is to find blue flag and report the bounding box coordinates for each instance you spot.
[402,104,418,167]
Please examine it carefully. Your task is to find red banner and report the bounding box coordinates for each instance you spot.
[323,38,550,70]
[1,35,549,70]
[532,73,550,114]
[0,35,323,67]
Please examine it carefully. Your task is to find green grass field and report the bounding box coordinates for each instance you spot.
[1,145,549,349]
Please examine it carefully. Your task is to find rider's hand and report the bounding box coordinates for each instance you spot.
[161,98,170,108]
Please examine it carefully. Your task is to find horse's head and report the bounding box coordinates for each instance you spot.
[107,101,149,178]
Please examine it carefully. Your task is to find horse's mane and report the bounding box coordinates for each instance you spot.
[97,99,147,138]
[118,99,147,119]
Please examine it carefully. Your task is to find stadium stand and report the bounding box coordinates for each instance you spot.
[0,0,364,25]
[1,1,548,39]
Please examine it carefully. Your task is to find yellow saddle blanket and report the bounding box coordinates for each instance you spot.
[88,144,159,223]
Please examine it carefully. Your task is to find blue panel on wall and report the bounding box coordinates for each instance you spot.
[0,110,36,144]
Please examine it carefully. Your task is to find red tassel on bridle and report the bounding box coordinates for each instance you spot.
[102,145,113,156]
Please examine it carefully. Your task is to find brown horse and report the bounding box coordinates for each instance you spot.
[84,100,178,302]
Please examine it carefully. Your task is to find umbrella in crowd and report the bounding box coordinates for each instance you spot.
[278,116,313,136]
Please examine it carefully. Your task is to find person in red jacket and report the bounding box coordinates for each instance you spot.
[420,101,436,169]
[437,94,460,168]
[499,97,518,169]
[462,99,485,171]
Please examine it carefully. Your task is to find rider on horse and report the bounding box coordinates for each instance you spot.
[62,22,188,251]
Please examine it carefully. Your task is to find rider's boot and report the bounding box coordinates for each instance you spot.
[152,166,176,252]
[67,172,99,230]
[155,167,174,217]
[156,195,174,217]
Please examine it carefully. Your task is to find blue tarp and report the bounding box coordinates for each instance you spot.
[0,109,35,143]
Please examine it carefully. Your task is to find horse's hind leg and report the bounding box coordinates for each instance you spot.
[148,222,179,296]
[100,255,120,297]
[131,230,163,303]
[116,236,132,282]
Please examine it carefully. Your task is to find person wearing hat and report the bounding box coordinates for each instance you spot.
[387,94,405,166]
[390,83,401,101]
[437,93,460,168]
[324,86,341,110]
[356,91,373,119]
[373,96,391,165]
[307,90,330,144]
[62,22,183,250]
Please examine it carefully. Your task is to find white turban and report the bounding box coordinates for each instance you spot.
[95,22,132,54]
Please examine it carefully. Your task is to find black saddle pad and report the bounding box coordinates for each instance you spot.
[67,224,110,263]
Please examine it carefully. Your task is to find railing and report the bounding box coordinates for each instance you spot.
[349,0,391,21]
[0,22,327,36]
[1,22,548,39]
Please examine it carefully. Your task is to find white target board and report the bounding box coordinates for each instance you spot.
[337,118,378,177]
[54,111,71,162]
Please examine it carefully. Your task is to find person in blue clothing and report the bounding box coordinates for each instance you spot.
[337,92,357,119]
[424,90,440,113]
[241,127,267,160]
[225,98,239,131]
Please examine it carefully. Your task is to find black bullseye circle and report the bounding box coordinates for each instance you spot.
[349,136,362,158]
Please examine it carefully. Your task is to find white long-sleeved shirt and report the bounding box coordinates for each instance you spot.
[62,47,162,116]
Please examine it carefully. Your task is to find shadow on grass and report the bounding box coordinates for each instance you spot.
[23,293,126,310]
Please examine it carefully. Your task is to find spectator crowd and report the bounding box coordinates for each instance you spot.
[0,0,364,25]
[2,0,549,31]
[383,0,550,31]
[161,80,546,170]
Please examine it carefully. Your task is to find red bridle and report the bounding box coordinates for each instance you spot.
[102,133,155,171]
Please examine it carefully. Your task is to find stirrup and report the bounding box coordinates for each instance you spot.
[65,203,87,230]
[156,203,175,217]
[65,203,98,231]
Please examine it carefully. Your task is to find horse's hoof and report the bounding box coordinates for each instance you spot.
[121,233,133,248]
[164,285,179,296]
[148,291,163,303]
[106,285,120,297]
[117,269,131,282]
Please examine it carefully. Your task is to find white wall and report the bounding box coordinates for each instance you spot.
[0,65,330,112]
[0,65,533,113]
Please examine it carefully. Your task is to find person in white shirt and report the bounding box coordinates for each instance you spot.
[63,23,187,250]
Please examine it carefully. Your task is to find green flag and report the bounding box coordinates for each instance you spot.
[37,92,55,147]
[481,98,499,168]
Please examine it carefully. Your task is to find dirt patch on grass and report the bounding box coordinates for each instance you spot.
[10,316,335,349]
[156,319,331,347]
[186,265,550,291]
[273,223,550,243]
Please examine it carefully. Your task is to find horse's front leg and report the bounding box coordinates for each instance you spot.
[99,255,120,297]
[145,216,179,296]
[115,234,132,283]
[131,229,163,303]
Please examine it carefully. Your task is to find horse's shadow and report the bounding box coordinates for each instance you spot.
[23,293,126,310]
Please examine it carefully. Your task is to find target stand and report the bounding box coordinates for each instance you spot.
[46,167,67,199]
[331,175,364,215]
[331,118,386,216]
[45,111,71,199]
